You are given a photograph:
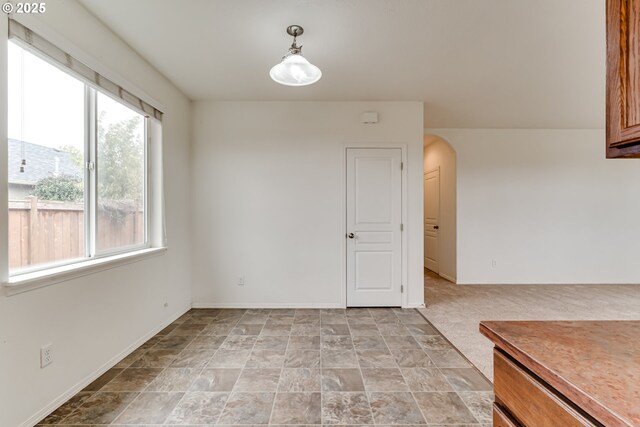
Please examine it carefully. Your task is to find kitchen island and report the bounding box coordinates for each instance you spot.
[480,321,640,427]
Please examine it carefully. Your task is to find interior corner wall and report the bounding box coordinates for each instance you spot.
[190,101,424,308]
[423,135,457,282]
[0,3,193,426]
[427,128,640,285]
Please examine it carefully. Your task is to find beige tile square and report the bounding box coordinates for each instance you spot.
[321,392,373,425]
[218,392,275,424]
[101,368,163,392]
[190,368,241,392]
[146,367,200,392]
[413,391,478,424]
[270,392,321,424]
[60,392,138,424]
[361,368,409,391]
[369,392,426,424]
[234,368,281,392]
[206,349,250,368]
[321,368,365,391]
[112,392,183,424]
[321,349,359,368]
[165,391,229,425]
[278,368,321,392]
[284,349,321,368]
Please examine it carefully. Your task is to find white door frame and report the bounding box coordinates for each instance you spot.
[424,166,440,273]
[340,144,409,308]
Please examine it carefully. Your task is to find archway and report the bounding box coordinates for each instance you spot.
[423,134,457,285]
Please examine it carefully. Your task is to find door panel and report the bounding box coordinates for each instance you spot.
[346,148,402,307]
[355,251,393,290]
[355,158,393,224]
[424,169,440,273]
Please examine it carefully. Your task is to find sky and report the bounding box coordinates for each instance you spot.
[7,40,143,154]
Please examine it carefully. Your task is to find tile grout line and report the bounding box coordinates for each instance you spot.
[45,308,491,426]
[412,307,487,425]
[267,308,291,425]
[98,315,198,424]
[378,309,432,426]
[216,309,264,425]
[63,316,194,425]
[146,316,209,425]
[319,310,324,426]
[180,311,225,424]
[350,308,376,425]
[157,310,219,425]
[165,309,230,424]
[54,331,150,425]
[413,307,492,384]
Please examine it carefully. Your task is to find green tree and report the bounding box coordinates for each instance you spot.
[57,144,83,167]
[33,175,83,202]
[97,113,144,204]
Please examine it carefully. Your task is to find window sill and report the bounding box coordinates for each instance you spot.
[3,247,167,296]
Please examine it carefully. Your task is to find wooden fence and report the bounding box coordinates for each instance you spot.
[9,197,143,270]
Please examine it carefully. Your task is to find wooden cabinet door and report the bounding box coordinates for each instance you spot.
[607,0,640,157]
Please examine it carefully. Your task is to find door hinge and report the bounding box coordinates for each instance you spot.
[400,162,404,170]
[400,223,404,231]
[401,285,404,293]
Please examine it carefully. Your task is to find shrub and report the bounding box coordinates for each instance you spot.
[33,175,83,202]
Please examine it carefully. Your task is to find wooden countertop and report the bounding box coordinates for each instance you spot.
[480,321,640,427]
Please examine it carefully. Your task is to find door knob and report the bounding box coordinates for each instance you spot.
[347,233,355,238]
[433,225,439,230]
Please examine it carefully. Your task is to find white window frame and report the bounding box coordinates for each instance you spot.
[90,89,151,259]
[4,20,166,294]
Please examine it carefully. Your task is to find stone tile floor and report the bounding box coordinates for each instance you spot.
[37,308,492,426]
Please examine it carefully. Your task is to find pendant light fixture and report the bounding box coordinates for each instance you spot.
[270,25,322,86]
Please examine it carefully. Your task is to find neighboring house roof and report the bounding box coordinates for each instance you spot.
[8,138,83,185]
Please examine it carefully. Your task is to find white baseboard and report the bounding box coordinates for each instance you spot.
[192,302,346,309]
[439,273,457,283]
[454,280,636,285]
[193,302,426,309]
[22,304,191,427]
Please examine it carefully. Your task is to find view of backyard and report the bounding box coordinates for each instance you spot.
[8,40,146,272]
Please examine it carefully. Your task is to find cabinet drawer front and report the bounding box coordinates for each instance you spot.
[493,350,596,427]
[493,403,520,427]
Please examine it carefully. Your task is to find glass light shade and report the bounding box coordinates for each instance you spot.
[270,53,322,86]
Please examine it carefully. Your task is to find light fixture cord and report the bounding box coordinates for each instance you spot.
[20,46,26,173]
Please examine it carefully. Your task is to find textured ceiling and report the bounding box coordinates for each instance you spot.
[80,0,605,128]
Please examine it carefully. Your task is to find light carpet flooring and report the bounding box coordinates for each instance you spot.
[418,270,640,380]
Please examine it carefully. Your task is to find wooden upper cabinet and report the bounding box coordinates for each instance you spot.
[607,0,640,157]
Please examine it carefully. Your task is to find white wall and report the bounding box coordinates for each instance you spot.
[423,135,457,282]
[191,101,424,308]
[0,3,193,426]
[428,128,640,284]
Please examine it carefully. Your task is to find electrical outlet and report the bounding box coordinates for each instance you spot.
[237,276,245,286]
[40,344,53,368]
[492,259,497,268]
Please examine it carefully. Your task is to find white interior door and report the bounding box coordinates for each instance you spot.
[346,148,402,307]
[424,169,440,273]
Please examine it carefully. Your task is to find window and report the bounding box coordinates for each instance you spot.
[8,41,86,271]
[96,92,146,253]
[7,24,161,277]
